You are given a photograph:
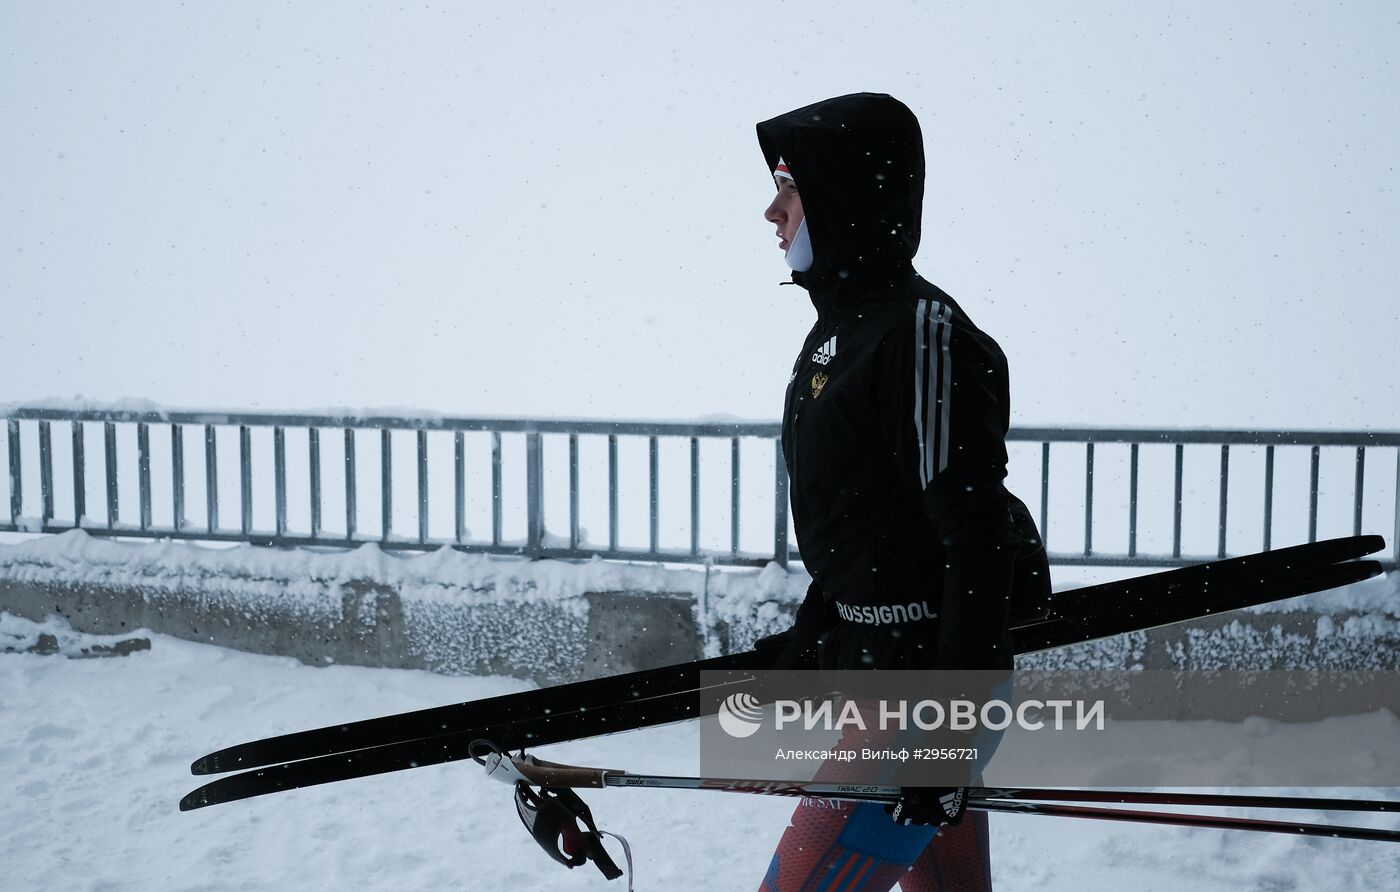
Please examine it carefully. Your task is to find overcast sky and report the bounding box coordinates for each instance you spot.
[3,1,1397,430]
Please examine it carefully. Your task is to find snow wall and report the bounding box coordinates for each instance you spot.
[0,531,1397,685]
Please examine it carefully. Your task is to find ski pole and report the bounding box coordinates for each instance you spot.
[971,799,1400,844]
[499,756,1400,844]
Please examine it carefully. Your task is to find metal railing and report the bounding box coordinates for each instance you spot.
[1013,428,1400,570]
[3,407,1397,571]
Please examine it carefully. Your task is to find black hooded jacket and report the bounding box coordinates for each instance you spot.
[757,93,1049,671]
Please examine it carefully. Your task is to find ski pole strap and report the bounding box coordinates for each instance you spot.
[513,782,633,888]
[599,830,635,892]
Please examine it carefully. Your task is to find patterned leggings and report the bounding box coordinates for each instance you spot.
[758,683,1008,892]
[758,798,992,892]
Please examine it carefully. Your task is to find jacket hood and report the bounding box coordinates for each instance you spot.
[757,92,924,311]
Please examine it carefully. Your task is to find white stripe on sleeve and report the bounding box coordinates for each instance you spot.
[913,300,954,488]
[936,302,953,475]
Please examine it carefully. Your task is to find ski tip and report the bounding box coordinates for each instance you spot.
[191,750,245,775]
[1358,533,1387,556]
[190,753,231,775]
[1322,533,1386,561]
[178,788,209,812]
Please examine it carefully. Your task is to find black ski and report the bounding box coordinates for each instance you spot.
[191,535,1381,776]
[190,649,769,777]
[181,536,1384,811]
[1013,553,1383,652]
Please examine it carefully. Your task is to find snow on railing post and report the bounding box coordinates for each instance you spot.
[417,430,429,546]
[690,437,700,557]
[380,429,392,542]
[1308,445,1321,543]
[569,434,580,550]
[104,422,118,528]
[1393,448,1399,570]
[1263,446,1276,551]
[608,434,618,552]
[239,425,252,536]
[1128,443,1140,558]
[453,432,465,544]
[39,421,53,527]
[1039,442,1050,552]
[171,425,184,533]
[204,425,218,532]
[1352,447,1365,537]
[308,428,321,538]
[273,427,287,539]
[137,423,151,531]
[344,428,357,541]
[648,436,659,554]
[525,431,542,557]
[1172,444,1184,559]
[71,422,86,526]
[490,432,502,548]
[1083,442,1094,557]
[6,419,20,524]
[1217,445,1230,559]
[730,437,740,558]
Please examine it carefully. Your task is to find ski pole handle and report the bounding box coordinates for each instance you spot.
[512,755,614,789]
[479,750,532,786]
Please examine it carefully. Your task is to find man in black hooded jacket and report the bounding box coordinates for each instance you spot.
[754,93,1049,892]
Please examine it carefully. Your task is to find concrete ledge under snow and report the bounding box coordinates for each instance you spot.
[0,532,809,682]
[0,532,1396,683]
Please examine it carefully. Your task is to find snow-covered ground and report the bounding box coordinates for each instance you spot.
[3,615,1398,891]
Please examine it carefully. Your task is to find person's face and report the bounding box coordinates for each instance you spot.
[764,176,804,253]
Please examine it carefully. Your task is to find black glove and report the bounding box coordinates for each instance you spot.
[886,787,969,827]
[755,581,836,669]
[754,626,819,670]
[753,626,797,651]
